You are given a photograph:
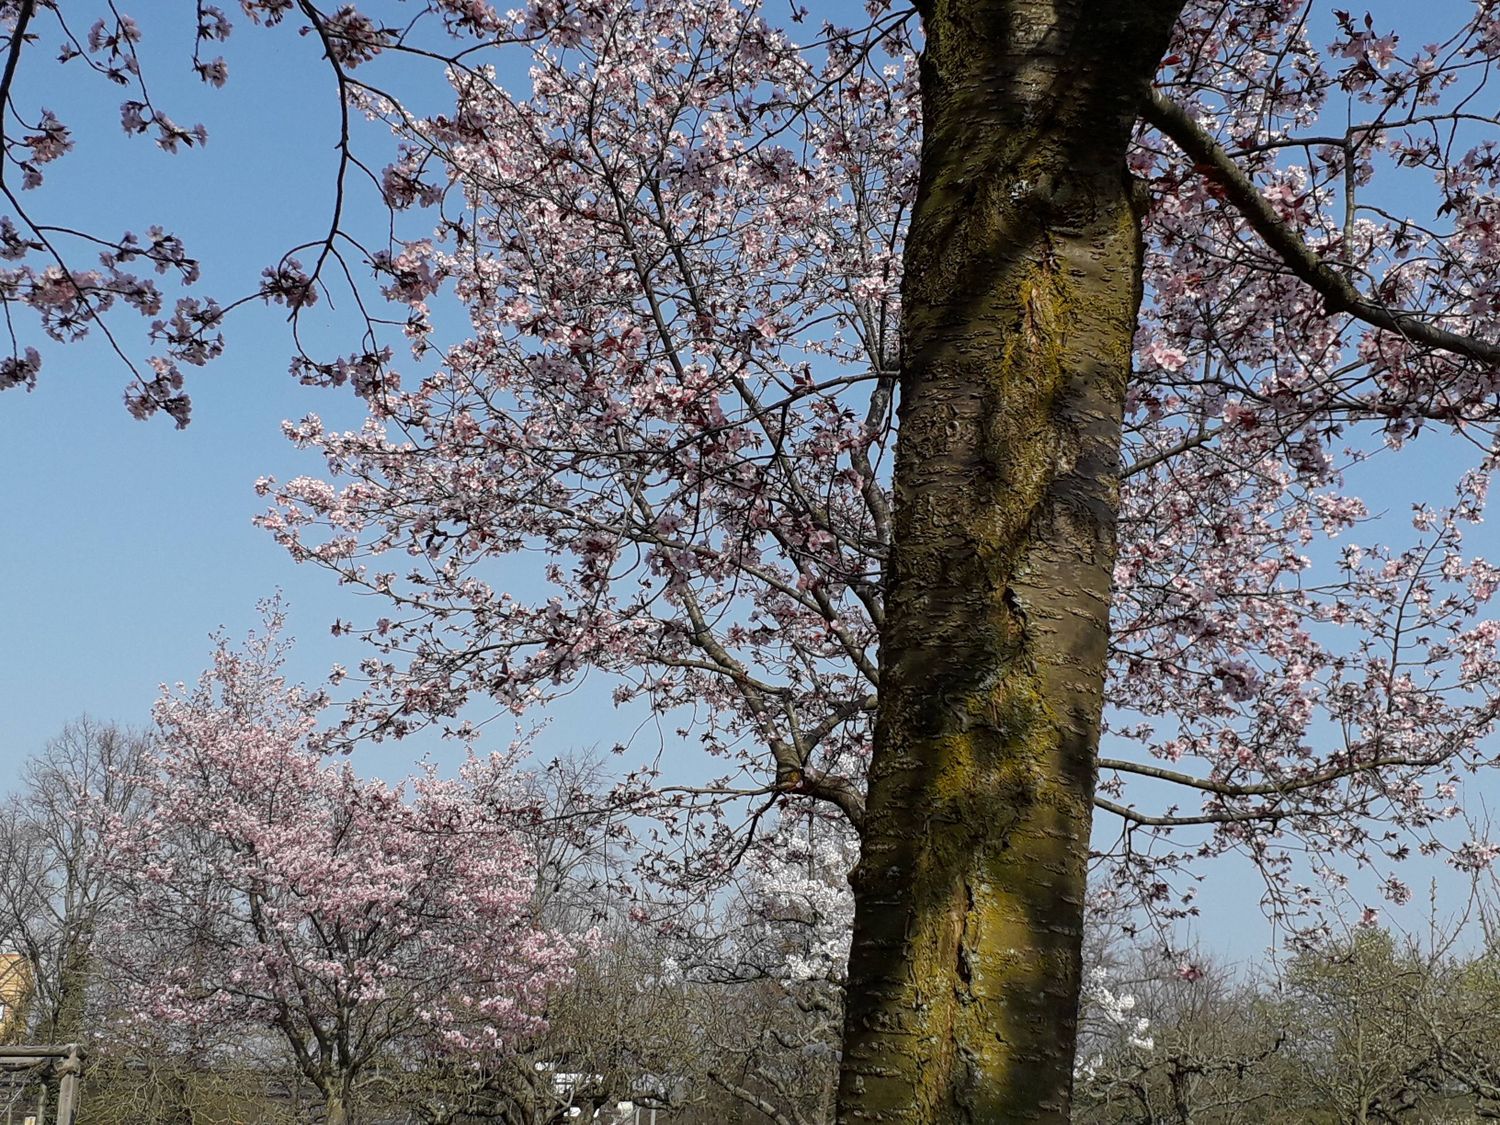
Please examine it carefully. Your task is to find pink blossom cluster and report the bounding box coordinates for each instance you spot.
[107,610,580,1072]
[0,0,545,422]
[258,1,915,866]
[1093,0,1500,923]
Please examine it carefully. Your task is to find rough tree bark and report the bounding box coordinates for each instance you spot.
[838,2,1185,1122]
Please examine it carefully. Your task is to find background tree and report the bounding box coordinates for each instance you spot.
[1427,922,1500,1118]
[106,612,582,1125]
[1273,929,1442,1123]
[1076,955,1282,1125]
[0,717,151,1043]
[1073,916,1500,1125]
[691,813,854,1125]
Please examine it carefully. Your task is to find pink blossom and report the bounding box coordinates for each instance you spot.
[108,609,580,1085]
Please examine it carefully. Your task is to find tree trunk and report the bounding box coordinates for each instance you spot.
[838,2,1183,1122]
[50,935,92,1041]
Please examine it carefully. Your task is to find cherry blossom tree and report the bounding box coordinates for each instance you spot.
[241,2,1500,1116]
[106,612,581,1125]
[14,0,1500,1120]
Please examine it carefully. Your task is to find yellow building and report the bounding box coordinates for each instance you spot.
[0,955,31,1039]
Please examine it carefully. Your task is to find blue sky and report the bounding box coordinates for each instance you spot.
[0,4,699,788]
[0,8,490,780]
[2,0,1498,960]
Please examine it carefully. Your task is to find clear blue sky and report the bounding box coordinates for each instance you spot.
[0,17,342,762]
[0,0,1495,960]
[0,8,516,780]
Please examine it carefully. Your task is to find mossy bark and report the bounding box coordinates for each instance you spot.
[50,937,92,1042]
[838,2,1184,1122]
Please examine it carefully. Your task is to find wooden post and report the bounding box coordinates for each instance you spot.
[0,1047,80,1125]
[51,1048,80,1125]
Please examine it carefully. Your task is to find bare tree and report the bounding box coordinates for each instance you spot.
[0,718,152,1042]
[1076,955,1283,1125]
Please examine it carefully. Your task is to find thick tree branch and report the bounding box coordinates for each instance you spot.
[1093,796,1285,828]
[0,0,36,149]
[1097,751,1454,799]
[708,1071,802,1125]
[1143,88,1500,368]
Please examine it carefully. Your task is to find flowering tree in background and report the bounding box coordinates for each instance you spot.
[108,612,580,1125]
[13,0,1500,1119]
[744,815,860,991]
